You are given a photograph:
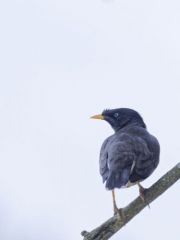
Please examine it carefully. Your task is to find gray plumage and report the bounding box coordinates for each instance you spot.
[98,108,160,190]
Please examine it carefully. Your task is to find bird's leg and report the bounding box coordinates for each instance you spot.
[137,182,146,201]
[137,182,150,208]
[112,189,118,213]
[112,190,124,220]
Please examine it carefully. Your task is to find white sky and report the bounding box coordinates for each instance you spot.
[0,0,180,239]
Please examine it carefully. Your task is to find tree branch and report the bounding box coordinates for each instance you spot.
[81,163,180,240]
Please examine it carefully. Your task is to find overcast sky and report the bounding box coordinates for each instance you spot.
[0,0,180,239]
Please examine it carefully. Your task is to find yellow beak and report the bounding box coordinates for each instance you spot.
[90,114,104,120]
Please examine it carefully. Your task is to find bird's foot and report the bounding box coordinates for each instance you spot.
[113,206,125,221]
[138,185,150,209]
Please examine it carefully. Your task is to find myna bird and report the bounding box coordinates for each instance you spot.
[91,108,160,218]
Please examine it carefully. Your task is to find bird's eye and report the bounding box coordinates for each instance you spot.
[114,113,119,118]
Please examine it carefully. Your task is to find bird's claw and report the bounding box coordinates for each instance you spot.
[114,207,125,221]
[139,186,150,208]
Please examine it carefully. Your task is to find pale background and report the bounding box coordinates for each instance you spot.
[0,0,180,239]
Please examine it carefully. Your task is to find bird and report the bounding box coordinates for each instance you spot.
[91,108,160,218]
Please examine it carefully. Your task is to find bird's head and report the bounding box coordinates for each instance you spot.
[91,108,146,132]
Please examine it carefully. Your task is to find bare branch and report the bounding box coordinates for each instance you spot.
[81,163,180,240]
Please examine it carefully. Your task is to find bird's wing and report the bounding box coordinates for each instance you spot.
[105,136,135,190]
[100,133,153,190]
[99,137,110,183]
[129,135,157,182]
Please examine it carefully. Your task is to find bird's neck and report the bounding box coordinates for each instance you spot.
[113,121,146,132]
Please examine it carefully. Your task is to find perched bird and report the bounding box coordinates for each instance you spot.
[91,108,160,217]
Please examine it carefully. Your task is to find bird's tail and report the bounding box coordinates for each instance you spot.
[105,170,130,190]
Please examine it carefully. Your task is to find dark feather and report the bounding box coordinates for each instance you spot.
[99,127,160,190]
